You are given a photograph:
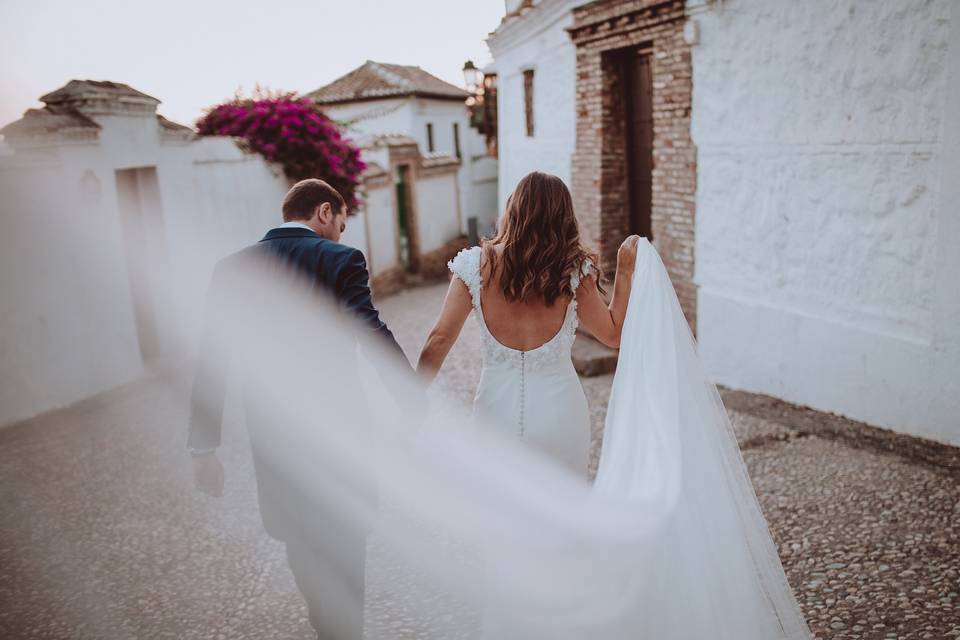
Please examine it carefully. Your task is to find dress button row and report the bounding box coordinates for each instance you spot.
[518,351,526,438]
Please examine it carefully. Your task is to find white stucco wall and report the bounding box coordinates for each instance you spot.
[691,0,960,444]
[465,153,499,236]
[487,0,579,214]
[932,3,960,444]
[0,156,144,428]
[339,209,369,258]
[409,100,461,157]
[177,137,292,316]
[414,171,462,253]
[364,183,400,276]
[409,99,486,234]
[0,117,297,427]
[323,98,414,141]
[322,97,499,235]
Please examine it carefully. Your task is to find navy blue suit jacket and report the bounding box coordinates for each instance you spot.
[187,226,411,543]
[188,226,406,453]
[255,227,403,353]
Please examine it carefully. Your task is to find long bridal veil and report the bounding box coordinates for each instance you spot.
[189,237,811,639]
[592,238,812,638]
[105,217,815,638]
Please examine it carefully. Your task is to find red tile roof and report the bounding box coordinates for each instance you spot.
[0,106,100,139]
[1,81,192,143]
[309,61,469,105]
[40,80,160,106]
[156,114,192,133]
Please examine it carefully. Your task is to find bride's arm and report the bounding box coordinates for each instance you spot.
[575,235,639,349]
[417,277,473,383]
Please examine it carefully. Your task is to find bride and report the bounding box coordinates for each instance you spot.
[417,171,637,477]
[413,170,812,639]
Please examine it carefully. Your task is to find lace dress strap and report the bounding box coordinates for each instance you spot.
[570,257,595,292]
[448,246,483,310]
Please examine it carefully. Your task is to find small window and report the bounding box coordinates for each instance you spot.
[523,69,534,137]
[453,122,461,159]
[426,123,434,152]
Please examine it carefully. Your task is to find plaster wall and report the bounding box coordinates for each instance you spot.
[488,1,578,214]
[364,183,400,276]
[415,172,461,253]
[409,99,491,235]
[0,155,143,428]
[690,0,959,444]
[466,153,500,236]
[178,137,292,319]
[324,97,499,236]
[322,98,414,141]
[0,120,309,426]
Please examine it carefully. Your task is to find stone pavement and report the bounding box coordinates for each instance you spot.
[0,281,957,639]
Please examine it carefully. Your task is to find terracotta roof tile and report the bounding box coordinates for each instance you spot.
[359,132,419,148]
[0,105,100,139]
[156,114,192,133]
[420,151,460,168]
[40,80,160,106]
[309,61,468,105]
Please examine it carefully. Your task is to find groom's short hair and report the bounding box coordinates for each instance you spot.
[282,179,345,221]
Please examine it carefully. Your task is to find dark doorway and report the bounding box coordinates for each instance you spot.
[621,47,654,239]
[395,164,419,273]
[115,167,167,365]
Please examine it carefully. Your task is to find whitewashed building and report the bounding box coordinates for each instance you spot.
[486,0,580,214]
[690,0,959,447]
[309,60,499,237]
[487,0,960,446]
[0,80,462,427]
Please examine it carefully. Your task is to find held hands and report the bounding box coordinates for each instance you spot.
[192,452,224,497]
[617,235,642,274]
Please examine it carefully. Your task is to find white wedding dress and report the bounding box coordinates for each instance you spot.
[448,246,592,477]
[438,240,812,640]
[195,236,812,639]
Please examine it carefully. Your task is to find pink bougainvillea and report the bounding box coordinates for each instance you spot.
[196,91,366,212]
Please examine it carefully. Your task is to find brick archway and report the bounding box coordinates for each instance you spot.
[569,0,697,329]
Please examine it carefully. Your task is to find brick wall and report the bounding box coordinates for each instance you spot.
[569,0,697,329]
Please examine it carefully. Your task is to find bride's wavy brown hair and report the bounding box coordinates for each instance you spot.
[482,171,603,306]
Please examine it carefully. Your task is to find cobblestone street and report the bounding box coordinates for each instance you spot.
[1,282,957,639]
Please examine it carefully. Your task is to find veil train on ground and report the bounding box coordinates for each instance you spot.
[187,235,811,638]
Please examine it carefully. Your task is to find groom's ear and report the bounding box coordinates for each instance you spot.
[316,202,331,222]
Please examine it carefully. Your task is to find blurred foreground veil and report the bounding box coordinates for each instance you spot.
[190,239,811,639]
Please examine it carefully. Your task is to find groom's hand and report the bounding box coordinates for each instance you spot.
[192,452,224,497]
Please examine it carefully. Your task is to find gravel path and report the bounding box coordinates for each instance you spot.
[0,281,955,639]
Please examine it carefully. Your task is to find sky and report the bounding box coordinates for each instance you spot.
[0,0,505,128]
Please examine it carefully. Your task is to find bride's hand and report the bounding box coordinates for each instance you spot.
[617,235,641,274]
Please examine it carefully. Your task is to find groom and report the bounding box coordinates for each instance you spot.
[189,178,408,639]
